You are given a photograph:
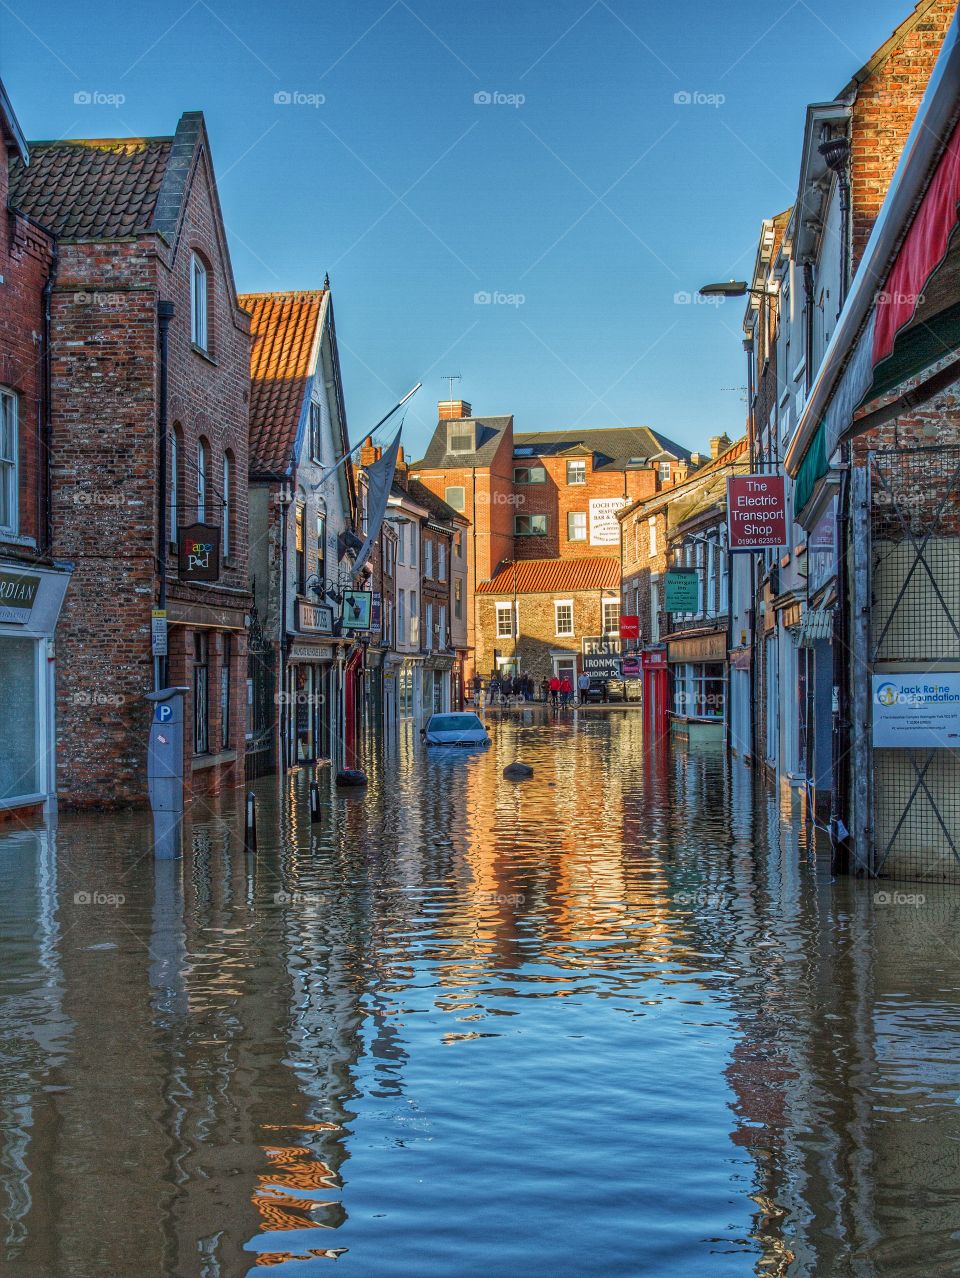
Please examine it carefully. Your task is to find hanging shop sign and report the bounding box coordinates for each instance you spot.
[589,497,629,546]
[178,524,221,582]
[727,475,788,551]
[622,653,642,677]
[872,674,960,748]
[619,614,640,640]
[371,591,382,635]
[340,589,372,631]
[0,571,41,624]
[665,569,699,612]
[297,601,334,634]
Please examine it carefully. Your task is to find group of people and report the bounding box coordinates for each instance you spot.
[471,670,592,708]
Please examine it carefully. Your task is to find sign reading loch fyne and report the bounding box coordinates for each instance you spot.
[178,524,221,583]
[727,475,787,551]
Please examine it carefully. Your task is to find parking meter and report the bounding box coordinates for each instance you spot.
[146,687,189,860]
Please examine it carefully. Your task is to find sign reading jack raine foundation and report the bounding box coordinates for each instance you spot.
[872,674,960,747]
[727,475,787,551]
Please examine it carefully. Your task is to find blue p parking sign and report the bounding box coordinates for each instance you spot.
[155,703,173,723]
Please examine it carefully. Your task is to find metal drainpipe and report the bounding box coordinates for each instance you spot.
[39,242,59,557]
[278,486,290,772]
[156,300,175,692]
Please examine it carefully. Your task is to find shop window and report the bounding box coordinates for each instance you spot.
[193,633,210,754]
[0,637,38,800]
[220,634,232,750]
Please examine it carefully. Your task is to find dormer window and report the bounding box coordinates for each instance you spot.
[447,423,475,453]
[566,459,586,485]
[190,253,209,351]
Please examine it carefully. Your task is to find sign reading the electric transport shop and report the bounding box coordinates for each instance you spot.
[727,475,787,551]
[178,523,221,582]
[0,571,40,623]
[872,674,960,747]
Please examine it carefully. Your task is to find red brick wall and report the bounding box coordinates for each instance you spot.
[0,154,55,556]
[850,0,956,268]
[50,148,251,807]
[513,454,658,560]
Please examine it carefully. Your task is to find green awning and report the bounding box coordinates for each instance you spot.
[793,420,827,516]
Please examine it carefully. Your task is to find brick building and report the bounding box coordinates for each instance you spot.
[243,288,356,776]
[412,400,694,680]
[9,112,252,807]
[474,556,621,685]
[0,80,72,820]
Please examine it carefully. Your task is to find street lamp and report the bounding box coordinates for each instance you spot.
[698,280,778,298]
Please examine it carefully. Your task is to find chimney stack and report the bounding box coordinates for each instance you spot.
[709,434,732,460]
[360,434,382,466]
[438,399,472,420]
[393,445,409,490]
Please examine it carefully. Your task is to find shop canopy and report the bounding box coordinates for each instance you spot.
[786,12,960,514]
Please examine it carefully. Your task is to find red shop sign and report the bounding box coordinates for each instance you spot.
[727,475,787,552]
[619,614,640,640]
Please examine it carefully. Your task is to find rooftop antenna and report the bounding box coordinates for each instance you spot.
[442,373,462,402]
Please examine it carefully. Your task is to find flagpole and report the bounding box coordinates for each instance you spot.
[313,383,421,488]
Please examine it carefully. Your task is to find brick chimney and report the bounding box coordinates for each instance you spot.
[360,434,382,466]
[709,434,732,460]
[438,399,472,420]
[393,445,409,490]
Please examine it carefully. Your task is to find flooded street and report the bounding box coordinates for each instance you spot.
[2,711,960,1277]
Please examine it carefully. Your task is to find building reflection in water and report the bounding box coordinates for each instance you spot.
[0,715,959,1274]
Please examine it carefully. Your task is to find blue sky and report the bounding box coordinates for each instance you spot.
[2,0,918,458]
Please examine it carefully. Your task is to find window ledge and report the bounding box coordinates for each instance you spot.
[191,343,218,366]
[192,749,237,771]
[0,532,37,548]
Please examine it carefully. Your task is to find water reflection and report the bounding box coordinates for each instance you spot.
[0,714,959,1275]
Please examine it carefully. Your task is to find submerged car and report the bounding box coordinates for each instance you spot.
[423,712,491,747]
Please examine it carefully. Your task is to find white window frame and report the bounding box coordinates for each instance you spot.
[190,253,208,351]
[658,461,671,484]
[566,459,586,485]
[554,600,574,638]
[424,537,433,579]
[496,601,516,638]
[0,389,18,536]
[567,510,587,542]
[602,598,620,636]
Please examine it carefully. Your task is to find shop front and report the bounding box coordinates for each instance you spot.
[287,639,335,766]
[0,562,72,818]
[667,630,727,744]
[423,654,453,718]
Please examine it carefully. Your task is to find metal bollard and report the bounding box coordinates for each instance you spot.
[309,780,321,822]
[244,791,258,852]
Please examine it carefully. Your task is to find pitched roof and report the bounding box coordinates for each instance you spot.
[415,416,513,468]
[8,136,173,238]
[0,79,28,163]
[476,556,620,595]
[406,478,466,525]
[514,425,691,469]
[240,290,325,475]
[619,436,749,521]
